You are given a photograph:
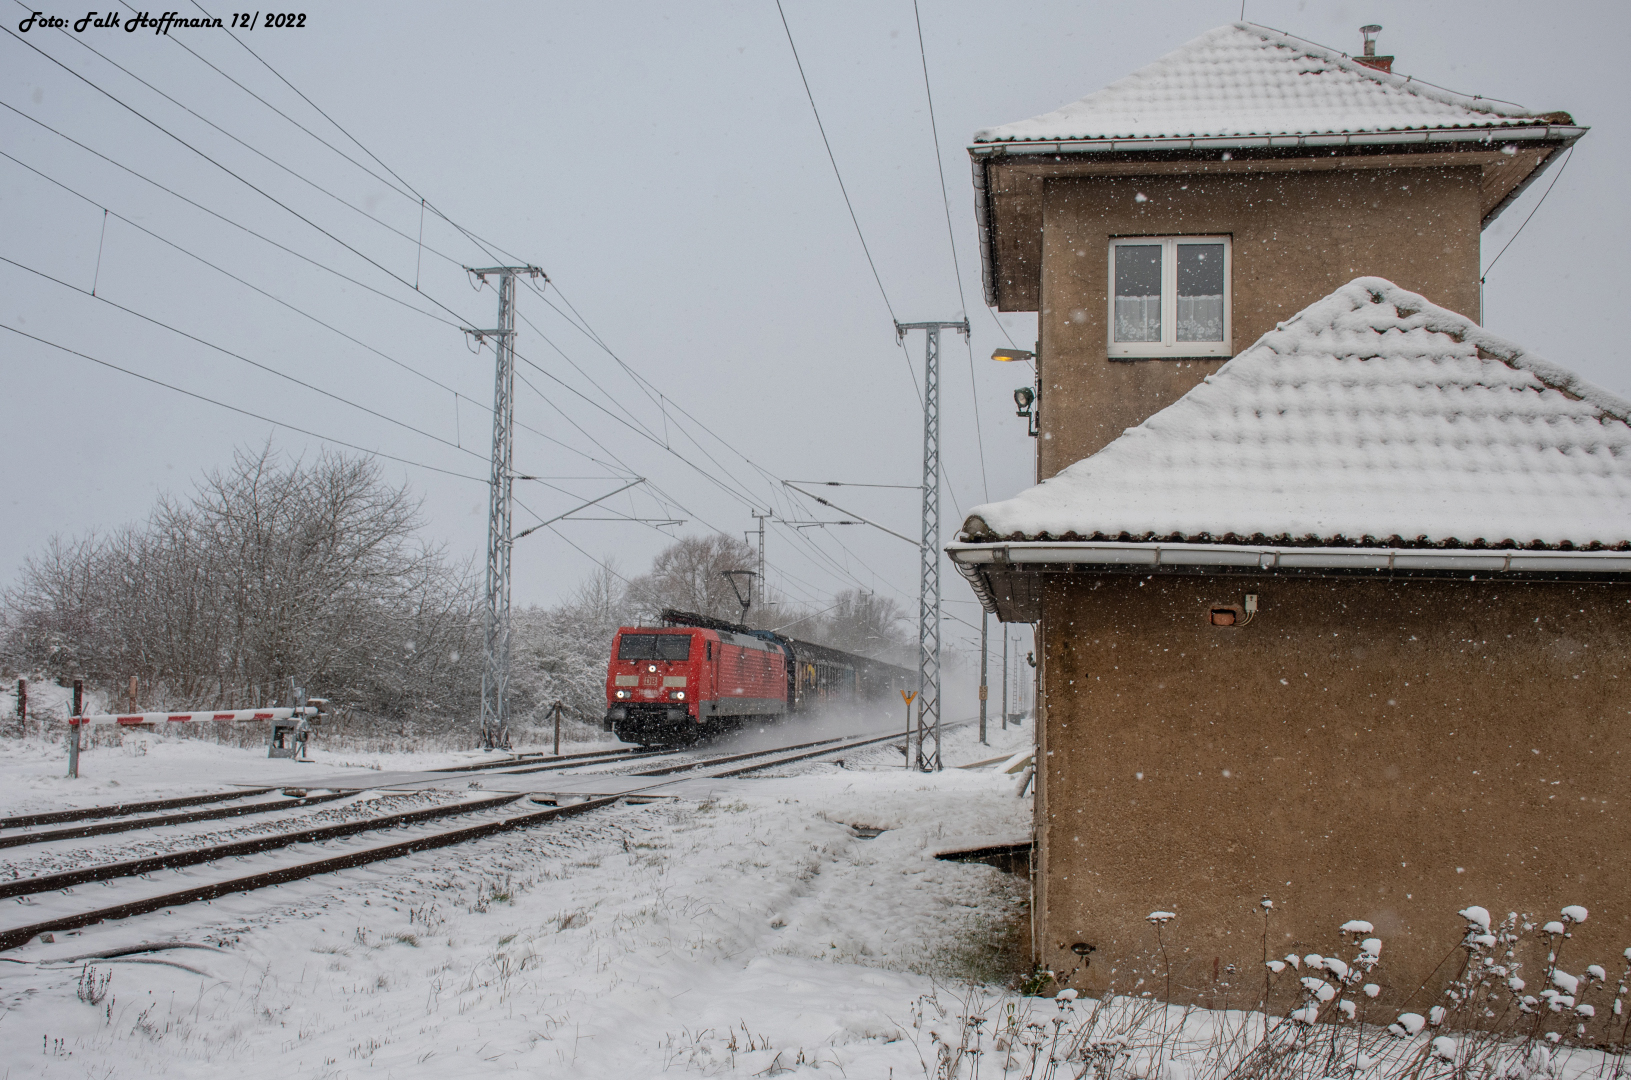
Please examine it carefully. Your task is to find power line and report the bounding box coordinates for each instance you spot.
[912,0,988,501]
[0,322,486,482]
[913,0,985,502]
[0,99,458,329]
[6,20,916,609]
[772,0,897,328]
[25,7,474,277]
[0,146,628,478]
[532,275,926,523]
[505,307,930,603]
[1,68,625,482]
[0,252,501,464]
[2,26,481,332]
[1481,145,1575,282]
[133,18,931,596]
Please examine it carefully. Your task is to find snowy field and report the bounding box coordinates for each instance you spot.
[0,718,1036,1078]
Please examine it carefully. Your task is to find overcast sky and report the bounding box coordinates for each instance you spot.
[2,0,1624,657]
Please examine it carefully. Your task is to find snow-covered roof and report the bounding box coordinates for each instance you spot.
[963,279,1631,550]
[975,23,1561,145]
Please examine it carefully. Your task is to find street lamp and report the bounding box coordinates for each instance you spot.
[994,350,1039,436]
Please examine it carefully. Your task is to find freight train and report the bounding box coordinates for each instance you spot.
[603,608,914,746]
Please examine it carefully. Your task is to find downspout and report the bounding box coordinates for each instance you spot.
[970,150,999,308]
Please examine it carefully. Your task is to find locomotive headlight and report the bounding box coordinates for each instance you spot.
[647,664,657,673]
[674,691,685,700]
[615,690,629,699]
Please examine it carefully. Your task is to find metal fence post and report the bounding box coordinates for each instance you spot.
[552,700,563,757]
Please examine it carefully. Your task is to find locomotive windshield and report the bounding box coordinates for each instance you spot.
[617,633,692,661]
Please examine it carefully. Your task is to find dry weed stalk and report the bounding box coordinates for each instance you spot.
[920,901,1631,1080]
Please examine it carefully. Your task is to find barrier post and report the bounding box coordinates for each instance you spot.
[899,689,917,770]
[67,679,83,779]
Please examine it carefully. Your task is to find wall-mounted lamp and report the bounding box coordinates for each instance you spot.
[991,348,1035,363]
[1013,385,1038,437]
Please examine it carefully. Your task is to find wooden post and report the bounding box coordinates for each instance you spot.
[67,679,83,779]
[979,611,989,746]
[15,679,24,731]
[128,675,138,713]
[552,700,563,757]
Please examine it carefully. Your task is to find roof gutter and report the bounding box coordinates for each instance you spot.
[967,123,1585,157]
[970,153,998,308]
[950,541,1631,613]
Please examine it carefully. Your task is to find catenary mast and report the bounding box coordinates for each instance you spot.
[469,265,543,750]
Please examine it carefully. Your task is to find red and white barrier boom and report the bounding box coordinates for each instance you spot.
[69,706,321,727]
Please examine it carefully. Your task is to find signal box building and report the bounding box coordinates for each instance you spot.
[953,24,1629,1009]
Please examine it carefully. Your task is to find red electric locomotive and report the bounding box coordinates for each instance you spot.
[603,609,914,746]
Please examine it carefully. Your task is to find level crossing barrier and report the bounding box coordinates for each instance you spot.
[67,707,320,726]
[62,699,329,775]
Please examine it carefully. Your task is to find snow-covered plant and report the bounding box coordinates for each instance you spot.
[929,902,1631,1080]
[75,964,111,1006]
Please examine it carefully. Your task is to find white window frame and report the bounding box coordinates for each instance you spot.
[1107,236,1232,359]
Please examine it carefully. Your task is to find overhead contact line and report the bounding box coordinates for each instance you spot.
[0,323,487,483]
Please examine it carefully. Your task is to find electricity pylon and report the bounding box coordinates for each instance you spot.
[895,318,968,771]
[468,265,543,750]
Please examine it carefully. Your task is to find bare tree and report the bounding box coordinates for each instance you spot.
[1,445,479,729]
[510,561,629,736]
[625,534,760,624]
[802,589,914,664]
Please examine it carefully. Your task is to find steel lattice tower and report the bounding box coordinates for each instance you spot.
[470,265,542,750]
[896,318,968,771]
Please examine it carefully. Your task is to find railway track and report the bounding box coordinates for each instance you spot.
[0,727,909,951]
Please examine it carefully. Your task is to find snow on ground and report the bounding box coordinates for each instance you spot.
[0,727,631,817]
[0,718,1036,1078]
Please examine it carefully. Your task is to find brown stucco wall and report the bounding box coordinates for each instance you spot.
[1035,572,1631,1012]
[1035,167,1484,479]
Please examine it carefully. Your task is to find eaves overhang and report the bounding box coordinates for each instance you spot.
[968,123,1585,156]
[949,540,1631,622]
[969,124,1586,310]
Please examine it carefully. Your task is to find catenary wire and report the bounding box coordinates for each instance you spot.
[23,5,478,278]
[164,3,948,536]
[0,98,458,329]
[1,26,483,331]
[8,26,924,613]
[0,145,631,479]
[772,0,898,327]
[186,0,523,274]
[0,253,516,468]
[910,0,989,502]
[132,18,940,563]
[0,323,486,482]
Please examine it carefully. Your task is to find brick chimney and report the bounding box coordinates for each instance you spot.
[1355,23,1393,73]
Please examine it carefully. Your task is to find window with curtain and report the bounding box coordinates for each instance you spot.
[1109,236,1231,358]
